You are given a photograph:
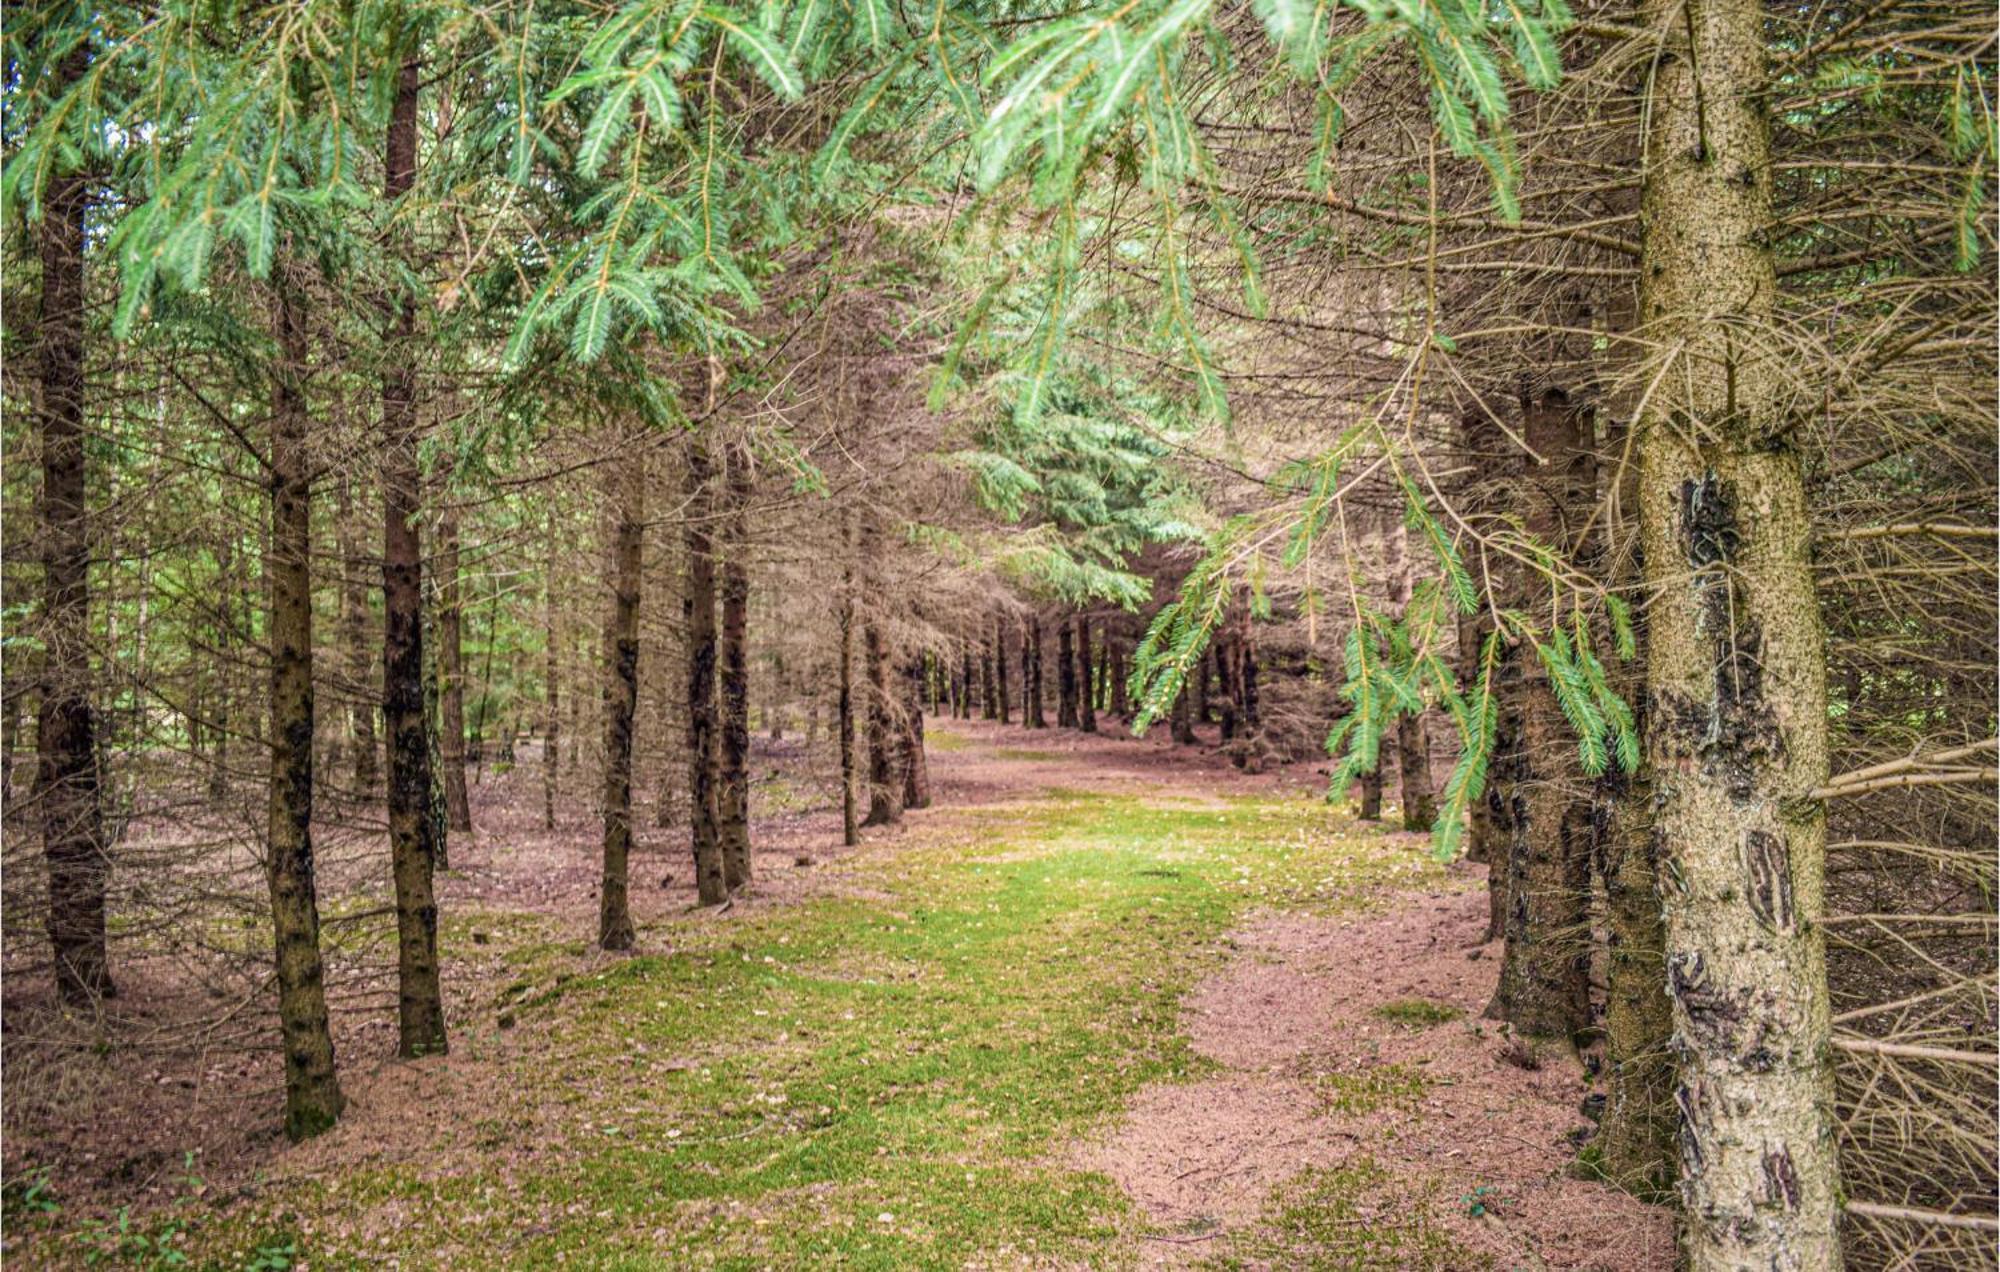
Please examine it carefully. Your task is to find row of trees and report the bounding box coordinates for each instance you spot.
[5,0,1992,1265]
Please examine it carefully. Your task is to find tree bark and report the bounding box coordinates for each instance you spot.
[35,114,113,1005]
[1637,0,1841,1257]
[1215,636,1237,742]
[1024,617,1046,728]
[542,511,560,831]
[380,52,446,1057]
[1358,768,1382,821]
[1074,616,1097,733]
[901,654,931,810]
[264,278,344,1139]
[597,457,644,950]
[1170,680,1195,745]
[979,633,996,720]
[335,481,379,797]
[717,443,752,892]
[1056,620,1077,728]
[684,441,725,905]
[992,613,1011,724]
[1387,525,1436,829]
[862,613,899,826]
[838,547,859,847]
[1483,389,1593,1040]
[436,511,472,833]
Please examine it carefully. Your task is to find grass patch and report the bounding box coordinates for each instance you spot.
[995,747,1066,762]
[1311,1062,1433,1115]
[1372,998,1464,1028]
[57,787,1441,1270]
[1211,1157,1473,1270]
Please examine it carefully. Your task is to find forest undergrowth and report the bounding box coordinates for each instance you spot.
[3,722,1666,1270]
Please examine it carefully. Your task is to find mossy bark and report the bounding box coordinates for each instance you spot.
[380,53,446,1057]
[1636,0,1842,1260]
[265,279,344,1139]
[597,458,644,949]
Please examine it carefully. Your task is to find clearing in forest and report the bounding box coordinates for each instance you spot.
[7,723,1667,1269]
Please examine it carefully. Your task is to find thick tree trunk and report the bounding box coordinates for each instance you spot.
[717,444,752,892]
[993,614,1011,724]
[1074,616,1097,733]
[35,131,113,1005]
[1638,0,1840,1258]
[684,442,725,905]
[862,616,899,827]
[597,459,644,950]
[436,512,472,833]
[838,553,859,847]
[1358,769,1382,821]
[1056,621,1077,727]
[264,280,344,1139]
[1483,390,1593,1040]
[380,53,446,1057]
[543,513,560,831]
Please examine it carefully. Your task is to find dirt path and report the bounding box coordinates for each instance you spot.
[6,716,1672,1268]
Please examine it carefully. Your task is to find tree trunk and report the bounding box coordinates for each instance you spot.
[543,512,560,831]
[35,122,113,1005]
[379,53,446,1057]
[263,278,344,1139]
[684,441,725,905]
[993,614,1011,724]
[1109,641,1128,718]
[1074,616,1097,733]
[1215,636,1237,742]
[717,443,752,892]
[1358,768,1382,820]
[335,482,379,797]
[979,634,996,720]
[1638,0,1841,1256]
[838,548,859,847]
[1193,646,1211,724]
[1482,390,1593,1041]
[1056,620,1077,727]
[1387,525,1435,828]
[1024,618,1046,728]
[597,458,644,950]
[1170,680,1195,745]
[862,613,899,826]
[901,654,931,810]
[436,511,472,833]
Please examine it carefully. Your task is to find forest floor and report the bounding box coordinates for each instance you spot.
[4,719,1671,1269]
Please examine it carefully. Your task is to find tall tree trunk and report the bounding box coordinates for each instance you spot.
[1483,389,1593,1040]
[1056,620,1076,728]
[979,634,996,720]
[1216,636,1237,742]
[993,614,1011,724]
[436,511,472,833]
[1109,640,1128,718]
[1170,680,1195,745]
[379,52,446,1057]
[684,441,725,905]
[1455,409,1505,933]
[1358,768,1382,821]
[862,612,898,827]
[1024,618,1046,728]
[1638,0,1840,1257]
[542,511,560,831]
[838,549,859,847]
[1074,616,1097,733]
[1193,647,1211,724]
[901,654,931,810]
[597,458,644,950]
[717,443,752,892]
[264,278,344,1139]
[35,122,113,1004]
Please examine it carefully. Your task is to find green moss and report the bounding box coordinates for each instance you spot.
[96,786,1444,1270]
[1311,1062,1433,1115]
[1372,998,1464,1028]
[1215,1157,1474,1270]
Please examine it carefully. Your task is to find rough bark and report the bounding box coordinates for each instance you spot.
[684,441,725,905]
[993,614,1011,724]
[380,53,446,1057]
[1387,525,1436,829]
[1074,616,1097,733]
[1024,617,1046,728]
[264,279,344,1138]
[335,481,379,797]
[1056,621,1077,728]
[1171,681,1195,745]
[901,654,931,810]
[862,616,899,827]
[838,552,859,847]
[1216,636,1237,742]
[436,512,472,833]
[979,634,996,720]
[542,513,560,831]
[717,443,752,892]
[1637,0,1841,1258]
[35,116,113,1005]
[1358,768,1382,821]
[597,459,644,950]
[1483,389,1593,1040]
